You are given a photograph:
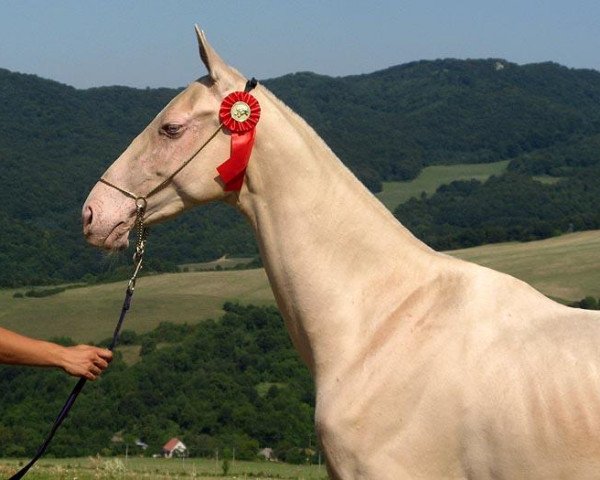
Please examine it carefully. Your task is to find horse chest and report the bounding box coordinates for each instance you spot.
[313,343,466,479]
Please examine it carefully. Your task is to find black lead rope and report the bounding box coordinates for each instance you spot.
[8,206,148,480]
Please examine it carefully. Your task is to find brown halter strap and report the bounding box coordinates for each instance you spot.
[99,122,223,205]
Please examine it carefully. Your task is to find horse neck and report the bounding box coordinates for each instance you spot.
[235,88,437,378]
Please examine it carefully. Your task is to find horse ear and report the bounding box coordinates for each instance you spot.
[195,25,229,83]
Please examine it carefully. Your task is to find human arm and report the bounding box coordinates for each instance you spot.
[0,327,112,380]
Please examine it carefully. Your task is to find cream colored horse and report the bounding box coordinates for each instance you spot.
[83,29,600,479]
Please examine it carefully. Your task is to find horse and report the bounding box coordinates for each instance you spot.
[82,27,600,479]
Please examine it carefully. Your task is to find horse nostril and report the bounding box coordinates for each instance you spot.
[83,206,94,230]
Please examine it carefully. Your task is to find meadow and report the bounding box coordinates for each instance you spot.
[450,230,600,302]
[0,457,327,480]
[0,269,273,343]
[375,160,509,209]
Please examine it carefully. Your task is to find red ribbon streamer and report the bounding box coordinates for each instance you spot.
[217,91,261,191]
[217,128,256,191]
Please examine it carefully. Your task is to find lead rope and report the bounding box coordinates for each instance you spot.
[8,203,148,480]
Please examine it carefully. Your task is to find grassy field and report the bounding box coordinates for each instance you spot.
[1,230,598,345]
[0,269,274,343]
[375,160,509,209]
[450,230,600,302]
[179,256,255,272]
[0,457,327,480]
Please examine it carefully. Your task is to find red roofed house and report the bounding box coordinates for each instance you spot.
[162,437,187,458]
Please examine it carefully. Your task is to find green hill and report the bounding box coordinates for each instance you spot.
[2,59,600,286]
[451,230,600,302]
[267,62,600,174]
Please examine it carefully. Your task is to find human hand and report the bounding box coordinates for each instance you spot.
[59,345,113,380]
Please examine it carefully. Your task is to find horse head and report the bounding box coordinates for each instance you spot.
[82,27,254,250]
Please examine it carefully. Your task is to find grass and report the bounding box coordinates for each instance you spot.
[376,160,509,209]
[180,256,255,272]
[449,230,600,302]
[0,269,274,343]
[256,382,288,397]
[118,345,143,365]
[0,457,327,480]
[532,175,562,185]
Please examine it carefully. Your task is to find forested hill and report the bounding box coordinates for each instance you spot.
[2,59,600,286]
[266,60,600,184]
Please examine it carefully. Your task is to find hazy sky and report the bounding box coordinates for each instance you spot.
[1,0,599,89]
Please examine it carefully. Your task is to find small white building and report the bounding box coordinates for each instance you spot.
[162,437,187,458]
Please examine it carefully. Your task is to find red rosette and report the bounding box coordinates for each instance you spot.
[216,90,261,191]
[219,91,261,132]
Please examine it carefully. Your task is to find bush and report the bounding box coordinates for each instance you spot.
[577,296,600,310]
[24,287,65,298]
[140,338,157,356]
[119,330,138,345]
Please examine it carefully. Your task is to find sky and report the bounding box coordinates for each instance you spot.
[1,0,599,89]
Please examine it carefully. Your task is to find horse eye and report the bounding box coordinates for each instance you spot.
[161,123,183,138]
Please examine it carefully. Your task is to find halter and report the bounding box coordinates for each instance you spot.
[98,77,258,212]
[98,123,222,208]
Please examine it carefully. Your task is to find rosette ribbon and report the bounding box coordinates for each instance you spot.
[217,89,261,191]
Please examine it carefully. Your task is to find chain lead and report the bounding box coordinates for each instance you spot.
[128,198,148,294]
